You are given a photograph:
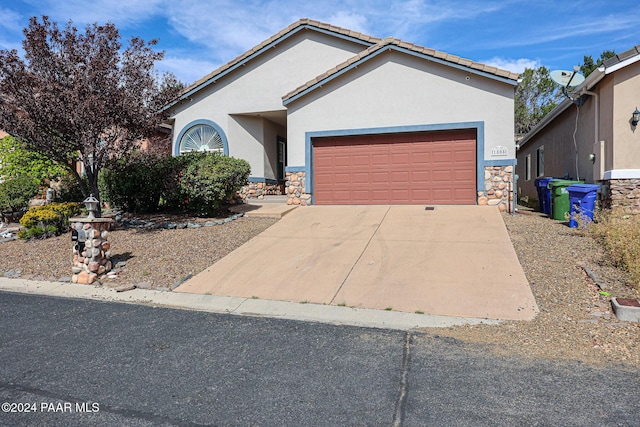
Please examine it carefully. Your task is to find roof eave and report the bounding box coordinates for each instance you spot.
[283,44,517,106]
[161,21,378,113]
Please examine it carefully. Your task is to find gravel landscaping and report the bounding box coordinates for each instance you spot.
[434,207,640,368]
[1,205,639,367]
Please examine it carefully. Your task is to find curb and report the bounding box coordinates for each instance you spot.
[0,278,499,331]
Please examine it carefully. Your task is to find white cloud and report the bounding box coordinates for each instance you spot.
[481,57,540,73]
[325,11,369,34]
[163,0,285,60]
[157,55,222,85]
[32,0,165,27]
[0,8,25,33]
[0,8,27,51]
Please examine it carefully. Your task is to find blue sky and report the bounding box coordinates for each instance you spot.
[1,0,639,85]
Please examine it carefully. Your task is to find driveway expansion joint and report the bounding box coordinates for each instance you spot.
[329,205,391,305]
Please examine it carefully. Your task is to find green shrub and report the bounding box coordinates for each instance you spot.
[0,136,66,186]
[55,173,87,203]
[180,152,250,216]
[0,175,40,212]
[589,209,640,288]
[99,151,250,215]
[100,151,188,213]
[19,202,82,239]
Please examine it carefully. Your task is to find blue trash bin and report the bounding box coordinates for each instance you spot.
[534,177,556,215]
[567,184,599,228]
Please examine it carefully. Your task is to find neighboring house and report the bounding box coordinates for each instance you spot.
[166,19,519,210]
[516,44,640,213]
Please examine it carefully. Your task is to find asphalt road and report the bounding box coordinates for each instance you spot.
[0,292,638,426]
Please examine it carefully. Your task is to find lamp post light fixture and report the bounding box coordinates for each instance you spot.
[83,194,100,220]
[632,107,640,127]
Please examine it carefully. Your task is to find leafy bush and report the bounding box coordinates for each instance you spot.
[55,173,87,202]
[0,136,66,186]
[589,209,640,288]
[99,151,250,215]
[0,175,40,212]
[179,152,250,216]
[18,202,82,239]
[100,151,187,213]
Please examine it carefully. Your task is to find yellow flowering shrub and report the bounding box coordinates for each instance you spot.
[19,202,82,239]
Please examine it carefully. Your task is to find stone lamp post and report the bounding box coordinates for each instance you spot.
[69,195,114,285]
[83,194,99,219]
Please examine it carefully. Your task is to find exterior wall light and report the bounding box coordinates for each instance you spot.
[633,107,640,126]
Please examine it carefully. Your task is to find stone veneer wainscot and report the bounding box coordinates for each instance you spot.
[478,166,514,213]
[285,171,309,205]
[602,178,640,214]
[238,181,284,201]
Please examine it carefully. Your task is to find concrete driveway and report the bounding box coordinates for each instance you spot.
[175,205,538,321]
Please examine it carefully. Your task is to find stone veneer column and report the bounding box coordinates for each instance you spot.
[603,179,640,214]
[285,171,309,206]
[71,222,112,284]
[478,166,514,212]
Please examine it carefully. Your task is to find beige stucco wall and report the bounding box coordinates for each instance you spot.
[612,61,640,170]
[285,50,516,167]
[516,95,598,202]
[169,31,367,179]
[598,75,615,173]
[516,61,640,204]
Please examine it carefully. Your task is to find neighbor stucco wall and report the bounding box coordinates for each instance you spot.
[612,61,640,170]
[169,30,368,179]
[516,95,597,202]
[285,50,516,167]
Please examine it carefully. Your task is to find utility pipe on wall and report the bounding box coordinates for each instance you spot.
[581,89,600,175]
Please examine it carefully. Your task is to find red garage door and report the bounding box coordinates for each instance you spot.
[313,129,476,205]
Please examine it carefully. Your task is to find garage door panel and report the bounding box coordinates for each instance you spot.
[352,172,370,184]
[313,129,476,205]
[391,153,410,165]
[334,156,352,167]
[390,171,410,182]
[372,154,389,165]
[371,190,391,202]
[353,154,370,165]
[411,171,430,182]
[432,170,452,182]
[334,173,352,184]
[372,172,389,183]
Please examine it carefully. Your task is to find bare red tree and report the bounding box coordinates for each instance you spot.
[0,16,183,214]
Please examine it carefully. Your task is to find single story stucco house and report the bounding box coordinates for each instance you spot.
[165,19,519,211]
[516,44,640,213]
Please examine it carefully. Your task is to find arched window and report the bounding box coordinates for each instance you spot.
[179,123,224,154]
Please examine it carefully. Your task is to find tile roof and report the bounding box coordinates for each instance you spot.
[603,44,640,68]
[282,37,519,102]
[173,19,380,103]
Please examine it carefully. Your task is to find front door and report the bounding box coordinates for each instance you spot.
[277,137,287,182]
